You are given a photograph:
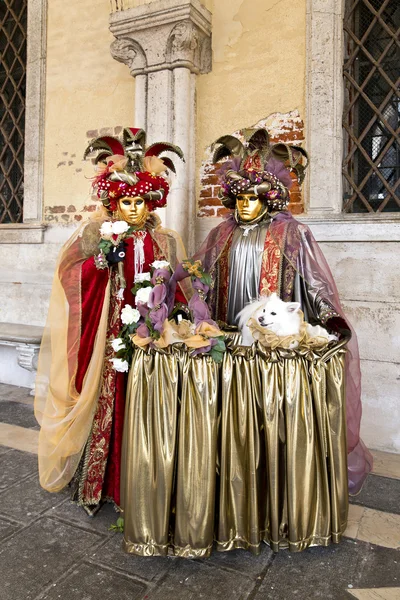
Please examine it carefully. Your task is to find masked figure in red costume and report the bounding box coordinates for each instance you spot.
[194,128,372,496]
[35,128,188,513]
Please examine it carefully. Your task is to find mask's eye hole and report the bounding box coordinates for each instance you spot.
[263,309,266,313]
[136,200,144,205]
[270,311,277,316]
[122,200,131,206]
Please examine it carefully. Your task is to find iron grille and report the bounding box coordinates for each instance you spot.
[0,0,27,223]
[343,0,400,213]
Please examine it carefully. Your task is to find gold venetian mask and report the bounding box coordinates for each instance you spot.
[236,193,263,222]
[117,196,148,227]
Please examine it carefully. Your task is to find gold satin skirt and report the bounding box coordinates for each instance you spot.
[121,342,348,558]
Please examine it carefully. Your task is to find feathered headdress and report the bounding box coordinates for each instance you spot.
[84,128,184,212]
[212,128,309,211]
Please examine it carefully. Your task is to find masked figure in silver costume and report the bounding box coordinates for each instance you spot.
[194,128,372,495]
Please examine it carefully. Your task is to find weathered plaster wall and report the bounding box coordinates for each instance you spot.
[43,0,134,222]
[194,0,307,244]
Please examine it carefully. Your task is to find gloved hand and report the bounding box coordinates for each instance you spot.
[106,242,127,265]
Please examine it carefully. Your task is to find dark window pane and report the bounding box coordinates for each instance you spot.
[0,0,27,223]
[343,0,400,213]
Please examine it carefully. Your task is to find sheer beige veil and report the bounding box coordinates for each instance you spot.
[34,209,111,492]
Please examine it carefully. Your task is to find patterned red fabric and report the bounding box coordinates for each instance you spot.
[78,231,187,507]
[102,234,155,506]
[75,258,109,394]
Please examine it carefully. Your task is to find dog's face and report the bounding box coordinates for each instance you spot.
[254,294,301,333]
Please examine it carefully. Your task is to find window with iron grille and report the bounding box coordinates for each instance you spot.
[343,0,400,213]
[0,0,27,223]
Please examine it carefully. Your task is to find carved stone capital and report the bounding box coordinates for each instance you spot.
[109,0,212,76]
[110,38,147,74]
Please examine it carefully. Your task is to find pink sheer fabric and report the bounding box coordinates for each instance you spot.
[191,211,372,495]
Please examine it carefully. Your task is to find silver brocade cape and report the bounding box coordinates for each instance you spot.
[192,210,373,495]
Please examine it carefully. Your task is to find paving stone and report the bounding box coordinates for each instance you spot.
[48,499,121,535]
[0,446,11,457]
[350,474,400,515]
[0,474,68,524]
[201,543,273,577]
[0,517,21,542]
[0,399,38,429]
[38,561,147,600]
[0,516,103,600]
[0,384,32,405]
[252,539,400,600]
[0,448,38,492]
[89,533,174,582]
[146,558,255,599]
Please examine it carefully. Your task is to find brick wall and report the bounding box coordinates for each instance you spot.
[198,110,305,218]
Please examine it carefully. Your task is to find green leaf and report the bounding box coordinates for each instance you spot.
[210,349,224,363]
[213,338,226,353]
[201,272,212,286]
[109,516,124,533]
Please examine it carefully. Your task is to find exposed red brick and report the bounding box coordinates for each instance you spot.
[202,174,220,186]
[217,207,230,217]
[198,197,222,207]
[86,129,99,138]
[289,204,304,215]
[198,207,216,217]
[66,205,76,213]
[82,205,97,212]
[288,193,302,204]
[61,214,70,222]
[200,188,213,199]
[74,214,83,222]
[114,126,123,134]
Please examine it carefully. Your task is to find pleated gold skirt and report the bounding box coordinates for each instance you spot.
[121,342,348,558]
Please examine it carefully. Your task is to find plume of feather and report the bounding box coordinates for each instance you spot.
[216,156,243,177]
[212,135,246,164]
[264,158,293,189]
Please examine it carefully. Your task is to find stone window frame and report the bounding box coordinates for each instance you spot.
[303,0,400,243]
[0,0,47,244]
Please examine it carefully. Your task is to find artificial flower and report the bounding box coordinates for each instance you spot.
[134,272,151,283]
[151,260,170,270]
[110,358,129,372]
[143,156,167,175]
[121,304,141,325]
[108,155,128,172]
[135,285,153,305]
[148,284,167,309]
[182,259,203,278]
[99,221,113,239]
[111,338,126,352]
[151,268,171,284]
[149,304,168,333]
[112,220,130,235]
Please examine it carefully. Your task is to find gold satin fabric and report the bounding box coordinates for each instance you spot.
[121,342,348,557]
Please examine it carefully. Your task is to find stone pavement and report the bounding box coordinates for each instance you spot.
[0,383,399,600]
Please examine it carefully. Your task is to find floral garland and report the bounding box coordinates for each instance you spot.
[110,259,226,372]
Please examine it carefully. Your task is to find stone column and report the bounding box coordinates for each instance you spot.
[109,0,212,252]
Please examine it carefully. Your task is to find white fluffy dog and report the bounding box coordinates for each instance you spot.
[238,293,337,346]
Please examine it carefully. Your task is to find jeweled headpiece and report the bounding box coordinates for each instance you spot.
[212,128,309,211]
[84,128,184,212]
